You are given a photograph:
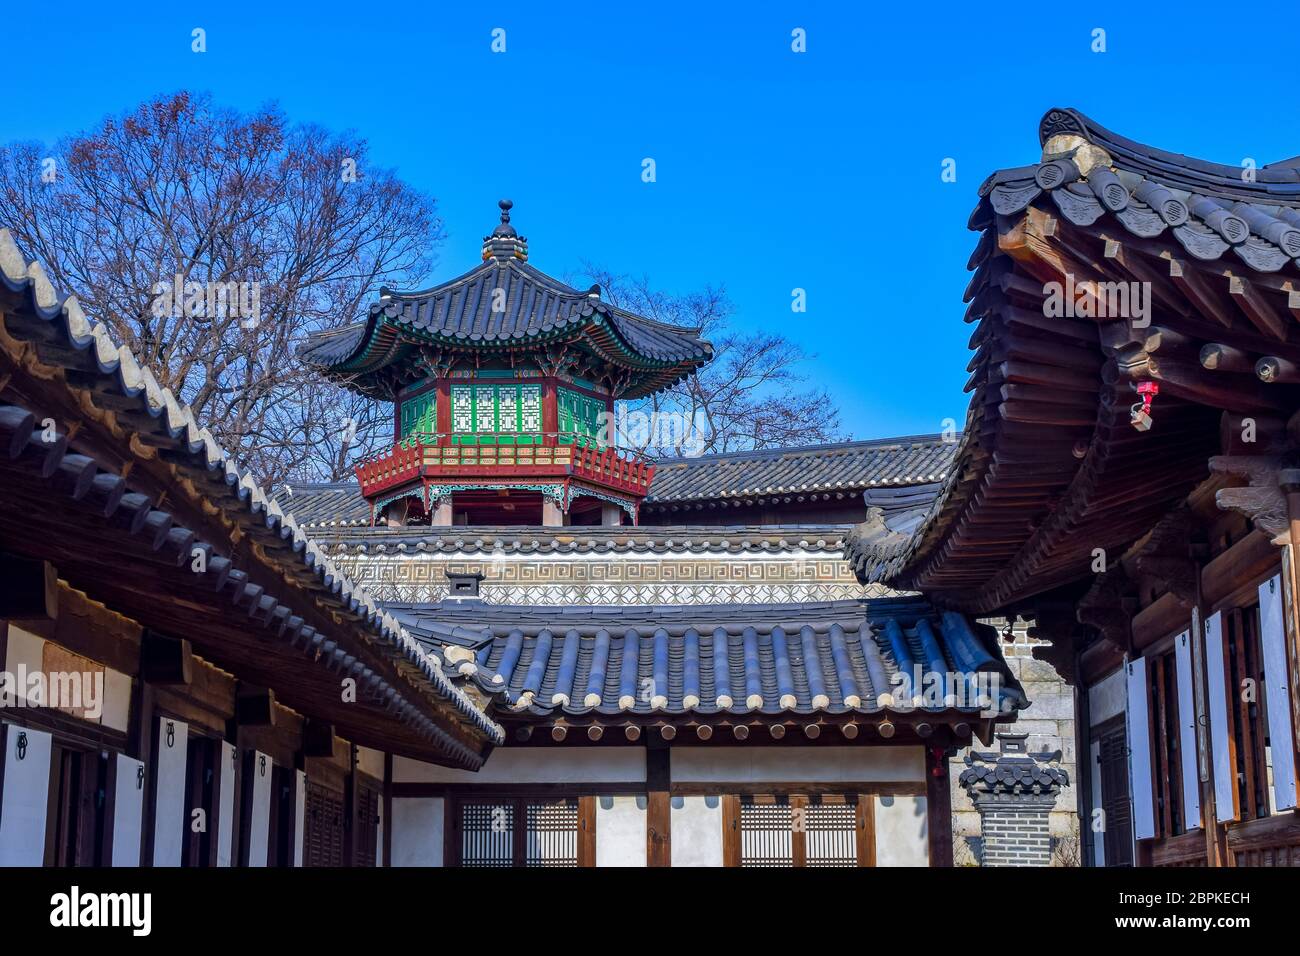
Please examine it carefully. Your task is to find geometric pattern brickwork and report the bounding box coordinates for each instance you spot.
[327,552,897,605]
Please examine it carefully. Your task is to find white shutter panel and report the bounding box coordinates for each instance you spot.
[293,770,307,867]
[1204,611,1238,823]
[246,750,273,866]
[0,723,52,865]
[152,717,188,866]
[216,741,237,867]
[1089,738,1105,867]
[111,754,145,866]
[1174,630,1202,828]
[1259,574,1298,811]
[1126,658,1156,839]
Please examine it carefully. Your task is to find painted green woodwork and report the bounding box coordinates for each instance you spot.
[557,386,607,448]
[450,383,543,445]
[398,390,437,443]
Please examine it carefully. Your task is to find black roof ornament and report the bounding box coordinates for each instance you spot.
[492,198,517,238]
[482,198,528,261]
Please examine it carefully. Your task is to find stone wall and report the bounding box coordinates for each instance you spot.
[950,626,1080,867]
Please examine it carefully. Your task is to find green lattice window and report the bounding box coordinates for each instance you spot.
[557,387,607,448]
[450,383,543,445]
[399,390,437,444]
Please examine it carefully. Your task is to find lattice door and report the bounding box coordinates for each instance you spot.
[804,802,859,867]
[524,800,580,867]
[303,782,345,867]
[460,801,515,867]
[739,801,794,867]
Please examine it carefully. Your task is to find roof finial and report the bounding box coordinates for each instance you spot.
[483,198,528,261]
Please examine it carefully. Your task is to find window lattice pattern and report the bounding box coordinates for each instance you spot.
[460,802,514,867]
[804,803,858,867]
[450,383,544,444]
[524,801,579,867]
[557,387,606,447]
[399,391,436,441]
[739,802,794,867]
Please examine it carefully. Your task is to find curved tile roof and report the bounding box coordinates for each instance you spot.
[394,597,1026,720]
[0,228,502,758]
[644,435,956,504]
[845,108,1300,599]
[300,254,711,399]
[984,107,1300,273]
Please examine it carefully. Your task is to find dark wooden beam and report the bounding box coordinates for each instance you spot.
[1168,258,1234,328]
[0,553,58,620]
[139,630,193,686]
[303,718,336,758]
[1230,276,1288,341]
[235,684,277,727]
[1256,356,1300,384]
[1199,343,1255,375]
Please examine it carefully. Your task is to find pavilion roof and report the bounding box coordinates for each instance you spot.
[300,202,711,400]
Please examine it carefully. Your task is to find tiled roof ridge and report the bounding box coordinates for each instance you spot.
[654,433,953,466]
[408,601,1028,719]
[1040,107,1300,199]
[0,227,503,750]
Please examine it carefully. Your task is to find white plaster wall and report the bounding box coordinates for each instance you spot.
[395,747,646,784]
[356,745,385,779]
[596,795,646,866]
[4,627,44,706]
[671,746,924,783]
[102,668,132,732]
[1089,666,1127,727]
[669,795,723,866]
[391,797,445,866]
[875,795,929,867]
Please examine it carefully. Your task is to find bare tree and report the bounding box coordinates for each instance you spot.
[577,263,845,456]
[0,91,442,486]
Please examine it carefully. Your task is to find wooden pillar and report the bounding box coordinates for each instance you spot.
[382,753,393,868]
[646,747,670,866]
[343,743,359,867]
[1191,589,1228,867]
[925,744,953,867]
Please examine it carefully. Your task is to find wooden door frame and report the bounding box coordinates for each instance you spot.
[446,792,596,867]
[721,792,876,867]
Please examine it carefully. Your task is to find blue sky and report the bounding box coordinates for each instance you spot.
[5,2,1299,439]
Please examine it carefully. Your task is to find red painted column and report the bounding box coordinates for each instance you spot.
[435,378,451,445]
[542,377,559,447]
